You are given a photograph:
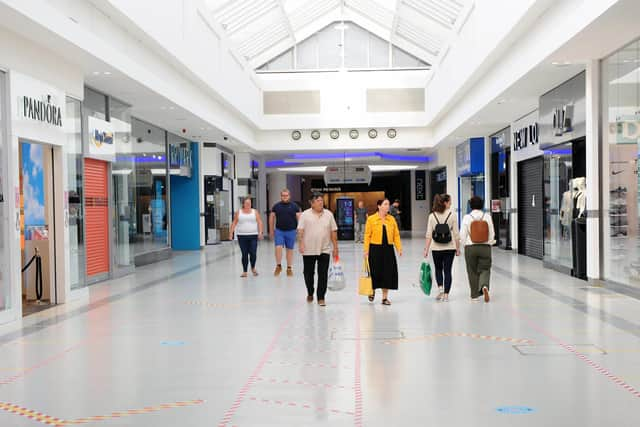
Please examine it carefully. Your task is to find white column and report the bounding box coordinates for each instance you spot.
[268,172,288,209]
[585,60,601,280]
[437,146,458,215]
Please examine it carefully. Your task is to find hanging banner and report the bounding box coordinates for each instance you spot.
[324,165,372,185]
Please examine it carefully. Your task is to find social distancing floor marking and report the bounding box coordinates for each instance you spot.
[0,344,82,385]
[255,377,354,391]
[384,332,534,345]
[247,396,355,416]
[0,400,204,426]
[184,300,273,309]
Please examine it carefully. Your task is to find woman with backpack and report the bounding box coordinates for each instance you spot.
[424,194,460,302]
[460,196,495,302]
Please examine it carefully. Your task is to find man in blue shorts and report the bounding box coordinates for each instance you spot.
[269,189,301,276]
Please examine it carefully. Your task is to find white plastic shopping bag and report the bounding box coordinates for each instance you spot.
[328,258,346,291]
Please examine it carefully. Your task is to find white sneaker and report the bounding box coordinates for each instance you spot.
[442,294,449,302]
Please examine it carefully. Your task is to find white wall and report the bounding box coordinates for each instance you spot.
[0,0,258,148]
[258,126,433,151]
[429,0,621,144]
[258,70,430,130]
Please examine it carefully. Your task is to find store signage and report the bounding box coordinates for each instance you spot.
[513,122,539,151]
[311,187,343,193]
[19,94,62,127]
[169,143,192,177]
[88,116,115,156]
[552,104,574,136]
[415,170,426,201]
[324,165,372,185]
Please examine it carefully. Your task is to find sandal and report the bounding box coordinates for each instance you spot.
[252,269,259,276]
[368,294,375,302]
[382,299,391,306]
[240,272,248,278]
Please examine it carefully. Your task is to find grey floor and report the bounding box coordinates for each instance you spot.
[0,237,639,426]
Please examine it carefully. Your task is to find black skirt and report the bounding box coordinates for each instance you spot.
[368,225,398,290]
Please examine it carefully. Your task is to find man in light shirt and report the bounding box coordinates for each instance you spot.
[460,196,495,302]
[297,193,339,307]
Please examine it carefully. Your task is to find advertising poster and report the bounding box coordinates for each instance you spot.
[21,142,47,240]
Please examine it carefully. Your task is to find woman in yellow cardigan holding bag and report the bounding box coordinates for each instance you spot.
[363,198,403,305]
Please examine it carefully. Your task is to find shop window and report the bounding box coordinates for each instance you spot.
[602,38,640,287]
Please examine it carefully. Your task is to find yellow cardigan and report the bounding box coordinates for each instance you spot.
[363,213,402,252]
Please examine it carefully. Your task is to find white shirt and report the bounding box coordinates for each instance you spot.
[297,208,338,255]
[460,210,495,246]
[235,209,259,235]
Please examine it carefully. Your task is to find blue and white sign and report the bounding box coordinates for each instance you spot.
[87,116,115,158]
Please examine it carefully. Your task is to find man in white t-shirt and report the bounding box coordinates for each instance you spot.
[460,196,495,302]
[297,193,339,307]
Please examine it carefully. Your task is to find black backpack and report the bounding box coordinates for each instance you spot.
[432,212,452,244]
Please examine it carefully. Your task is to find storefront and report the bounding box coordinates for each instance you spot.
[456,137,485,222]
[601,38,640,289]
[1,72,76,321]
[510,111,543,259]
[539,72,587,279]
[489,128,511,249]
[201,143,235,244]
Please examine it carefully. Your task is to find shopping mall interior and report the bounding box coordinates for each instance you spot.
[0,0,639,425]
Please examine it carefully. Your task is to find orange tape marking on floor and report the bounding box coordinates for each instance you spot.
[384,332,534,345]
[0,400,204,426]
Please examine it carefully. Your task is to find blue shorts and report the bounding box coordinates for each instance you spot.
[274,229,297,250]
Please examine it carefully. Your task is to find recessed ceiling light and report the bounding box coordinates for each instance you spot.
[169,106,175,110]
[92,71,100,75]
[551,61,572,67]
[103,71,111,75]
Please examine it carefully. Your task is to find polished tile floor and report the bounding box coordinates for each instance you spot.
[1,237,639,426]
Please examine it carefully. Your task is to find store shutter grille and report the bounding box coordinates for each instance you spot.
[84,159,110,277]
[518,156,544,259]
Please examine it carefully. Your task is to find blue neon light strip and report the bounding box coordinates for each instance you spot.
[267,152,431,168]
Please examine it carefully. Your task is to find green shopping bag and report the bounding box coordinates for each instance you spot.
[419,261,432,296]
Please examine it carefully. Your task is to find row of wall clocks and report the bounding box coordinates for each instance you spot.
[291,128,397,141]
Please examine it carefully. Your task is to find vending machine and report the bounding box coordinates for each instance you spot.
[335,197,355,241]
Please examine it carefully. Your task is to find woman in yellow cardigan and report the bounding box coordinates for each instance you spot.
[363,198,402,305]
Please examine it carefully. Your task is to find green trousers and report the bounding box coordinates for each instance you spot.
[464,244,492,298]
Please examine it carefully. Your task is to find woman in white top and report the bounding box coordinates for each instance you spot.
[460,196,495,302]
[424,194,460,301]
[230,197,264,277]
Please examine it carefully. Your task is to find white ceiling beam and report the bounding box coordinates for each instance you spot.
[275,0,297,44]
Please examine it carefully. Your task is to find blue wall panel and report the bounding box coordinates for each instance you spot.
[170,142,200,250]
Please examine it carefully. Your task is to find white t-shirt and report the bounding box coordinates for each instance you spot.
[460,210,495,246]
[236,209,259,235]
[297,208,338,256]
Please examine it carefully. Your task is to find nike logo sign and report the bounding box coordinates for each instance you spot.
[612,170,624,175]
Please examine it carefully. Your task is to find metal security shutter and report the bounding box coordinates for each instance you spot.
[84,159,110,277]
[517,156,544,259]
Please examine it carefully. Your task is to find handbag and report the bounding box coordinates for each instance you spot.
[328,258,346,291]
[358,259,373,296]
[419,261,432,295]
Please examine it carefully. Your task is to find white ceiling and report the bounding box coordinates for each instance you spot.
[206,0,472,68]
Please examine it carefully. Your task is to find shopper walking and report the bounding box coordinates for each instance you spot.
[297,193,339,306]
[424,194,460,301]
[389,199,402,230]
[354,201,368,243]
[269,189,302,276]
[460,196,495,302]
[364,199,402,305]
[230,197,264,277]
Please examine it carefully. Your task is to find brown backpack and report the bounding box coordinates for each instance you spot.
[469,213,489,243]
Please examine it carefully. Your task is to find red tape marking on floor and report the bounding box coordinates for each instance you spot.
[265,360,352,369]
[255,376,354,390]
[0,400,204,426]
[354,297,363,427]
[247,396,355,416]
[218,303,305,427]
[0,344,83,385]
[383,332,534,345]
[509,306,640,399]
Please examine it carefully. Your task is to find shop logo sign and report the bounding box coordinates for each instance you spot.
[20,94,62,127]
[87,116,115,156]
[552,104,574,136]
[513,123,539,151]
[91,128,114,148]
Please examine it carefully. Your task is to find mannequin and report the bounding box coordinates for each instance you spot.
[560,189,573,239]
[572,177,586,219]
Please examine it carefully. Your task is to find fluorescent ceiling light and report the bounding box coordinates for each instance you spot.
[277,166,326,173]
[369,165,418,171]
